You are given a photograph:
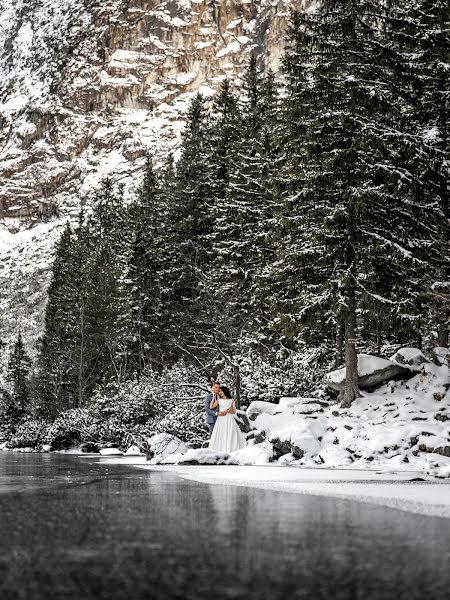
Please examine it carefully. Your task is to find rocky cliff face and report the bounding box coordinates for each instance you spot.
[0,0,300,373]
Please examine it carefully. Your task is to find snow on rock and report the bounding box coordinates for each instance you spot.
[253,411,325,459]
[246,401,277,421]
[147,433,188,459]
[273,397,327,414]
[325,353,412,391]
[231,441,274,465]
[245,359,450,477]
[390,347,429,371]
[125,445,143,456]
[41,444,52,452]
[432,347,450,367]
[99,448,124,456]
[318,447,354,466]
[160,448,236,465]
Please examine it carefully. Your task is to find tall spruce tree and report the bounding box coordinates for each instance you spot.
[6,332,32,422]
[82,179,131,390]
[36,221,85,416]
[274,1,435,406]
[161,94,215,350]
[127,157,167,372]
[407,0,450,347]
[210,59,280,337]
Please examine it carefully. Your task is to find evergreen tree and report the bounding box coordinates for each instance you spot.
[406,0,450,347]
[210,59,281,337]
[127,157,167,372]
[6,332,32,422]
[161,94,215,348]
[36,221,84,417]
[82,179,131,391]
[273,1,435,406]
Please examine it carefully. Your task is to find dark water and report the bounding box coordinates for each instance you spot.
[0,454,449,600]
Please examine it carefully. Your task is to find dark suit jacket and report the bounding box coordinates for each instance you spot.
[204,393,219,425]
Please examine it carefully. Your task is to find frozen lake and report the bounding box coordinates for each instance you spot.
[0,453,449,599]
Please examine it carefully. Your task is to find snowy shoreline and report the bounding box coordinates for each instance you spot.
[135,462,450,520]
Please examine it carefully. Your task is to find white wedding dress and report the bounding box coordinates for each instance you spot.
[208,398,247,453]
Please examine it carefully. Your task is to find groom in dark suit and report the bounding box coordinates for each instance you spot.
[204,381,220,436]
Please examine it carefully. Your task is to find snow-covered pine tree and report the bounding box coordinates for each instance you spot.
[160,94,215,353]
[207,79,240,210]
[5,332,32,422]
[36,221,85,416]
[210,57,280,337]
[406,0,450,347]
[275,1,435,407]
[82,179,132,392]
[127,157,168,372]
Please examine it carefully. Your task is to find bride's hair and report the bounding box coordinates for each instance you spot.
[220,385,232,399]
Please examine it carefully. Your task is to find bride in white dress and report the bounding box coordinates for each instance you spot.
[208,385,246,453]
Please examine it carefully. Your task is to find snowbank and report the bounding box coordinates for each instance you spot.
[147,433,188,459]
[141,349,449,479]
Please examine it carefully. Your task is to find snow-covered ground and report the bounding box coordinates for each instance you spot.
[139,352,450,477]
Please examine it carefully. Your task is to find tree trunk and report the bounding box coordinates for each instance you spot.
[340,290,360,408]
[335,320,344,368]
[234,364,241,410]
[340,207,360,408]
[437,63,449,348]
[376,310,382,357]
[437,303,448,348]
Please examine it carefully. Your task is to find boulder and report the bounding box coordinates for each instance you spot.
[291,435,321,458]
[41,444,52,453]
[246,429,266,444]
[432,347,450,367]
[246,401,276,421]
[147,433,188,459]
[270,437,292,457]
[433,446,450,458]
[274,397,330,415]
[325,353,412,391]
[235,410,251,434]
[125,445,143,456]
[390,347,429,371]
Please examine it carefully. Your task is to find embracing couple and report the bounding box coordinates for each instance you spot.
[204,382,246,453]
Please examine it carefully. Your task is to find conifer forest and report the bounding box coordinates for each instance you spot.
[1,0,448,449]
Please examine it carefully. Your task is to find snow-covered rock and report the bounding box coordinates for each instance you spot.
[325,353,412,391]
[235,410,251,433]
[318,447,354,467]
[99,448,124,456]
[160,448,235,465]
[245,362,450,477]
[253,411,326,460]
[147,433,188,459]
[273,397,328,415]
[125,445,143,456]
[390,347,429,371]
[41,444,51,452]
[247,401,277,421]
[432,347,450,367]
[231,441,274,465]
